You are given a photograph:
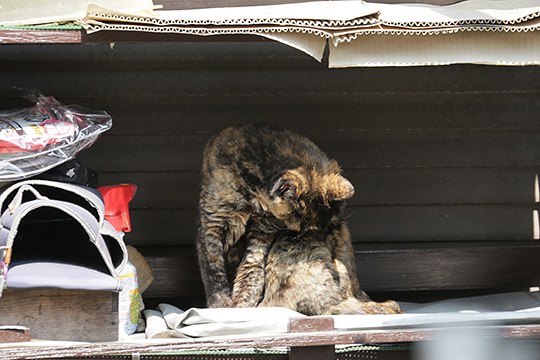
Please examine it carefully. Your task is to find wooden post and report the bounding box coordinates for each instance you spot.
[288,317,335,360]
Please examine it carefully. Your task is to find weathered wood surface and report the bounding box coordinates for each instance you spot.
[0,29,82,44]
[0,289,118,342]
[289,317,335,360]
[101,168,539,207]
[123,205,536,245]
[1,324,539,360]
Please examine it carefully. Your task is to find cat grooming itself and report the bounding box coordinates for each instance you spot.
[197,124,401,315]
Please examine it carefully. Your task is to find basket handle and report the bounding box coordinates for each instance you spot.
[8,185,49,213]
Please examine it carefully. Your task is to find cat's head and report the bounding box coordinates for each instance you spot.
[265,165,354,232]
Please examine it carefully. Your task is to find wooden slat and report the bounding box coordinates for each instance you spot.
[356,243,540,292]
[4,93,540,139]
[123,205,535,246]
[2,324,539,360]
[3,44,540,96]
[352,205,534,242]
[0,42,311,71]
[0,29,82,44]
[4,66,540,99]
[80,131,540,172]
[65,94,540,134]
[0,29,268,45]
[99,168,539,208]
[139,242,540,299]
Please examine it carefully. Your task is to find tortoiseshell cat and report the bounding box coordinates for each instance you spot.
[197,124,401,315]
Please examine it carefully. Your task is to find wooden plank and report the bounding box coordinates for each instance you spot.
[0,42,312,72]
[123,204,534,246]
[98,168,539,209]
[4,44,540,96]
[1,324,539,360]
[0,289,118,342]
[289,318,335,360]
[0,29,266,45]
[5,66,540,99]
[139,242,540,298]
[352,168,538,205]
[352,205,534,242]
[355,243,540,291]
[142,246,204,299]
[289,317,335,333]
[55,94,540,134]
[0,29,82,44]
[80,131,540,172]
[4,94,540,143]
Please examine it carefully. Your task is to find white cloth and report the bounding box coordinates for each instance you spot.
[143,291,540,339]
[144,305,305,339]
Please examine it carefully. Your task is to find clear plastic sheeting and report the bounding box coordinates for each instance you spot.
[0,93,112,184]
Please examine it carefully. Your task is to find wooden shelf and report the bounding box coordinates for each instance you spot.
[0,27,268,44]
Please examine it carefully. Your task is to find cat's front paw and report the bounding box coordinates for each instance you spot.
[207,293,234,308]
[231,296,260,308]
[361,300,403,314]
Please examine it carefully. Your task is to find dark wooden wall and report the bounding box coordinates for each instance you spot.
[1,41,540,307]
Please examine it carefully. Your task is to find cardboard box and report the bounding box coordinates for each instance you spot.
[82,0,540,67]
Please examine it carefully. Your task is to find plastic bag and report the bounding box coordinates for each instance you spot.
[0,93,112,184]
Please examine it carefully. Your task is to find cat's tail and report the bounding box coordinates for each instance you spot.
[329,297,403,315]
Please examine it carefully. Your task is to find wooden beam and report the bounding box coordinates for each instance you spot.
[0,28,267,44]
[139,242,540,300]
[0,29,82,44]
[1,324,540,360]
[289,317,335,360]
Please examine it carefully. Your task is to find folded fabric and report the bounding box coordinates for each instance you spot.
[143,291,540,339]
[144,305,305,339]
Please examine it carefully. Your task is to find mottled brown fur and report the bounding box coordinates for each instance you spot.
[197,124,401,315]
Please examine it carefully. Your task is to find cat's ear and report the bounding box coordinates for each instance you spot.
[270,169,306,199]
[270,176,297,199]
[329,175,355,201]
